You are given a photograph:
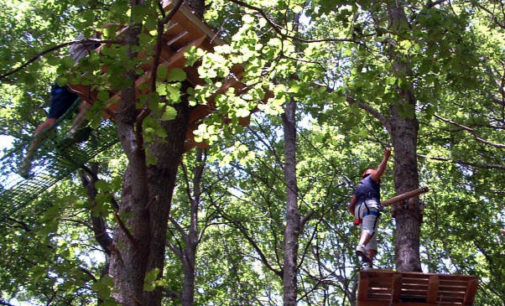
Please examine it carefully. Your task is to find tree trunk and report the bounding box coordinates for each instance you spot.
[181,148,204,306]
[107,8,191,305]
[105,0,204,304]
[143,100,190,305]
[387,1,422,272]
[108,19,151,304]
[282,98,300,305]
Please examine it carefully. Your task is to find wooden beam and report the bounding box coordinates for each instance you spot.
[391,273,402,303]
[426,275,439,303]
[463,278,478,305]
[381,187,429,207]
[358,271,370,302]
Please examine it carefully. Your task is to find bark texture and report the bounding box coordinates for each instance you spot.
[387,1,422,272]
[282,98,300,305]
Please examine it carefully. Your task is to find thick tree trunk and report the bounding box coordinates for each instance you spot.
[107,12,191,306]
[144,100,190,305]
[387,1,422,272]
[390,104,422,272]
[109,90,190,306]
[282,98,300,305]
[108,20,151,304]
[106,0,204,304]
[181,247,196,306]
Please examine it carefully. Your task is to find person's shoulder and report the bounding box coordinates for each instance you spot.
[368,175,380,185]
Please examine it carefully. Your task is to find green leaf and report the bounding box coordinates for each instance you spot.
[144,268,160,291]
[92,275,115,301]
[97,90,110,102]
[157,66,168,80]
[166,84,181,102]
[161,105,177,121]
[131,5,149,23]
[167,68,187,82]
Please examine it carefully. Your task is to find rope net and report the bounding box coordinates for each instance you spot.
[0,98,118,221]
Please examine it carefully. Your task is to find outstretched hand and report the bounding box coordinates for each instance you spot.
[384,147,391,159]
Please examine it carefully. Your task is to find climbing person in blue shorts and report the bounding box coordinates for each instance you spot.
[19,33,100,178]
[348,147,391,269]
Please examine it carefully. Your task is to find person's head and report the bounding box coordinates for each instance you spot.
[362,168,376,179]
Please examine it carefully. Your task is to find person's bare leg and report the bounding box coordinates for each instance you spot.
[20,118,57,177]
[68,101,91,135]
[26,118,57,159]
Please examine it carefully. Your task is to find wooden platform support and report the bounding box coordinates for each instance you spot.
[357,270,478,306]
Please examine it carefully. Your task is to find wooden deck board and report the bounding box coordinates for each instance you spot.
[357,270,478,306]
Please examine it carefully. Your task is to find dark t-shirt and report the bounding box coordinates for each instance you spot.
[354,176,381,203]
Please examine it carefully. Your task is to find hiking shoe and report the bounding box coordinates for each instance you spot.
[356,245,372,264]
[68,127,92,143]
[18,159,32,179]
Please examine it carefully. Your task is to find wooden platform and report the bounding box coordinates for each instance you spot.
[357,270,478,306]
[70,0,270,151]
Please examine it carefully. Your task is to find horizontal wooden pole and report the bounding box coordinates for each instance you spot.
[381,187,429,207]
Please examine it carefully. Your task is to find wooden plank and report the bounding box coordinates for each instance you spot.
[368,287,391,294]
[400,290,429,297]
[439,276,472,286]
[381,187,429,207]
[439,283,471,290]
[462,278,478,305]
[166,30,189,47]
[437,296,465,303]
[426,275,439,303]
[438,287,467,294]
[369,293,391,299]
[401,284,428,290]
[357,301,390,306]
[105,36,206,116]
[391,273,402,303]
[358,271,370,302]
[396,303,437,306]
[358,270,478,306]
[401,278,429,286]
[162,0,225,45]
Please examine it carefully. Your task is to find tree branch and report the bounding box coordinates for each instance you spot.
[0,38,122,81]
[346,96,391,132]
[475,2,505,29]
[150,0,183,94]
[300,209,314,230]
[434,114,505,149]
[228,0,359,44]
[418,154,505,171]
[79,266,98,282]
[168,215,189,241]
[114,211,138,246]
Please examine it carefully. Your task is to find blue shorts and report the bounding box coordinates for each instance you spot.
[48,84,78,119]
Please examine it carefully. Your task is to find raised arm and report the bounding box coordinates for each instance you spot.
[370,148,391,183]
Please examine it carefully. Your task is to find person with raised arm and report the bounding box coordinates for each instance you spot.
[348,147,391,269]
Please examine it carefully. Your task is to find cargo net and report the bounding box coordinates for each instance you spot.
[0,98,118,220]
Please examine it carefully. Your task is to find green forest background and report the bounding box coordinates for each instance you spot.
[0,0,504,305]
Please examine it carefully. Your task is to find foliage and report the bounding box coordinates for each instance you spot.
[1,0,504,304]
